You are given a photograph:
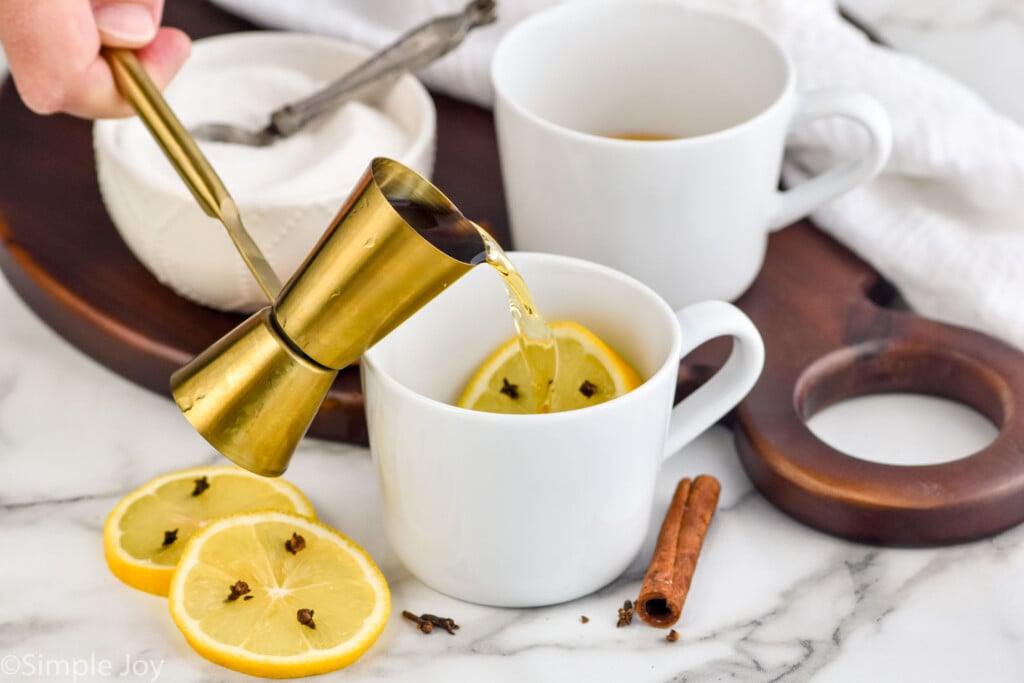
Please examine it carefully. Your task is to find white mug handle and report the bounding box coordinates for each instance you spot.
[662,301,765,459]
[768,88,892,230]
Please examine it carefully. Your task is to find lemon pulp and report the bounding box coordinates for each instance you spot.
[103,465,315,596]
[457,320,642,414]
[168,510,390,678]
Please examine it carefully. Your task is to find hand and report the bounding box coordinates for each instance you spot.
[0,0,191,118]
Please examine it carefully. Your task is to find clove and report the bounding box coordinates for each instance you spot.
[297,608,316,629]
[226,580,250,601]
[284,532,306,554]
[191,476,210,496]
[500,377,520,400]
[616,599,635,627]
[402,610,459,635]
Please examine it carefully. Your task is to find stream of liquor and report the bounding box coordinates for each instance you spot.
[389,196,559,412]
[474,224,558,412]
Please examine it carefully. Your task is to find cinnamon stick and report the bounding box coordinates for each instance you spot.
[636,475,721,628]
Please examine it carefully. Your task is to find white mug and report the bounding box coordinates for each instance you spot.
[491,0,892,308]
[361,252,764,606]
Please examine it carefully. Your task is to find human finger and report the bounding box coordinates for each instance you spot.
[93,0,164,48]
[60,26,191,119]
[0,0,187,118]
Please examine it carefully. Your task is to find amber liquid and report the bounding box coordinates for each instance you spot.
[604,132,679,141]
[390,197,558,412]
[474,226,558,413]
[390,197,488,265]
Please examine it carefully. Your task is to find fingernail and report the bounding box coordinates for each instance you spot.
[94,4,158,44]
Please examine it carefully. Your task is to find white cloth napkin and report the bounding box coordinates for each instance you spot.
[212,0,1024,352]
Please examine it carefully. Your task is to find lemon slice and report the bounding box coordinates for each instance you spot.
[457,320,642,414]
[168,510,390,678]
[104,465,315,597]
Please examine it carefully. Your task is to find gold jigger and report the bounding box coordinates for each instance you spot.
[172,158,486,476]
[100,49,483,475]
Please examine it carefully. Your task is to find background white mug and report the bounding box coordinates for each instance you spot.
[361,252,764,606]
[491,0,892,308]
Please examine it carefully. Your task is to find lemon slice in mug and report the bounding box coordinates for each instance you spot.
[457,320,642,414]
[168,510,390,678]
[103,465,315,596]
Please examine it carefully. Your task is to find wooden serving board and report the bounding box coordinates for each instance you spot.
[3,0,1024,545]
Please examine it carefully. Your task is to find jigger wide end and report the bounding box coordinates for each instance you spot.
[170,308,338,477]
[273,157,485,369]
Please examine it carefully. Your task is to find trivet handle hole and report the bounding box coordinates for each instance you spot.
[734,335,1024,544]
[806,393,997,466]
[794,340,1005,465]
[795,339,1011,432]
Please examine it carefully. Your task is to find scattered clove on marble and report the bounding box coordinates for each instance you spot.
[580,615,590,624]
[402,610,459,635]
[616,599,635,627]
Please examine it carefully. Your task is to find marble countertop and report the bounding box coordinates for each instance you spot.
[3,2,1024,681]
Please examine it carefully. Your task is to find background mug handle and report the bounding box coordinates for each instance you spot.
[663,301,765,459]
[769,88,892,230]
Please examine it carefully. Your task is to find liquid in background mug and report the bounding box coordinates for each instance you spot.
[491,0,892,308]
[361,252,764,606]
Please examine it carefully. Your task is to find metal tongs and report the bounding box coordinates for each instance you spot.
[102,48,283,301]
[190,0,497,147]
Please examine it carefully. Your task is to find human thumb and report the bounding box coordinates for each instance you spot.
[93,0,165,47]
